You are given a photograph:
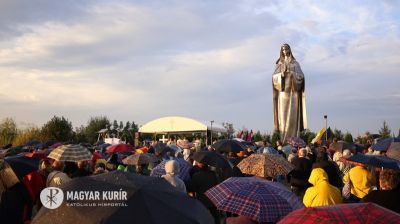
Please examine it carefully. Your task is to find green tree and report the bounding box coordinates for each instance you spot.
[85,116,110,144]
[124,121,131,131]
[300,129,316,145]
[41,116,73,142]
[222,122,235,139]
[271,131,281,148]
[379,121,391,139]
[13,126,42,146]
[397,129,400,138]
[344,132,353,143]
[73,125,88,143]
[112,120,119,130]
[119,121,124,129]
[0,117,18,145]
[333,128,344,140]
[131,121,139,132]
[253,131,263,142]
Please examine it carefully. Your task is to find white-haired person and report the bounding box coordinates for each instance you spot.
[162,160,186,193]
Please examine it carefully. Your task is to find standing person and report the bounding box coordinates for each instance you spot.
[288,148,312,198]
[272,43,307,143]
[362,169,400,213]
[162,160,186,193]
[312,150,343,189]
[303,168,342,207]
[343,164,375,202]
[46,160,71,187]
[187,162,220,224]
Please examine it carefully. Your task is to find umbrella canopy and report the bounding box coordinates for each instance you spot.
[277,203,400,224]
[122,153,159,166]
[150,158,192,181]
[32,171,213,224]
[48,144,92,162]
[237,154,294,178]
[212,140,247,153]
[4,155,40,179]
[21,150,49,159]
[329,141,356,153]
[371,137,400,151]
[260,147,278,154]
[205,177,304,223]
[152,143,173,155]
[25,140,41,147]
[386,142,400,161]
[286,137,305,148]
[192,151,231,169]
[345,154,400,170]
[106,144,134,153]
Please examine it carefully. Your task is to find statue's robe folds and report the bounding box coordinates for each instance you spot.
[272,60,307,143]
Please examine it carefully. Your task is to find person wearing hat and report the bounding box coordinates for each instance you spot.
[162,160,186,193]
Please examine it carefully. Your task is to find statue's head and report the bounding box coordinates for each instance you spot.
[277,43,295,64]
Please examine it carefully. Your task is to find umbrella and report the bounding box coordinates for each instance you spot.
[260,147,278,154]
[4,155,40,179]
[371,137,400,151]
[106,144,134,153]
[212,140,247,153]
[386,142,400,161]
[21,150,49,159]
[48,144,92,162]
[32,171,213,224]
[329,141,356,153]
[205,177,304,223]
[237,154,294,178]
[25,140,41,147]
[192,151,231,169]
[277,203,400,224]
[152,143,173,155]
[50,143,63,149]
[345,154,400,170]
[286,137,305,148]
[150,158,192,181]
[122,153,159,166]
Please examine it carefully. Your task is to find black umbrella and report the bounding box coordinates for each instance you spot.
[25,140,41,146]
[33,171,213,224]
[346,154,400,170]
[192,151,231,169]
[152,143,173,155]
[4,155,40,178]
[212,139,247,153]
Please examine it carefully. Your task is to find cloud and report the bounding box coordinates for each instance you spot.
[0,0,399,136]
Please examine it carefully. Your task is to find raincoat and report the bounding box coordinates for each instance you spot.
[303,168,342,207]
[343,165,375,199]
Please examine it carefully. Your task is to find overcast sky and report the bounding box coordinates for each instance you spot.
[0,0,399,136]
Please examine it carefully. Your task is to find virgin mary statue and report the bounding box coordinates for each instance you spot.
[272,44,307,143]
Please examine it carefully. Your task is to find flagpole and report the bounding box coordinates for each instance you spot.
[324,115,328,141]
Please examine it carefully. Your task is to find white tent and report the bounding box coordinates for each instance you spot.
[138,116,227,134]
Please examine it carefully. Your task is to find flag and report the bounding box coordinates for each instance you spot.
[311,127,326,144]
[246,130,254,142]
[237,130,244,139]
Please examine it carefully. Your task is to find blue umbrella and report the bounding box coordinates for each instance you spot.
[25,140,41,147]
[371,137,400,151]
[347,154,400,170]
[4,155,40,178]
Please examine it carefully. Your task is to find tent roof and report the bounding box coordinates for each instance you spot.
[138,116,227,134]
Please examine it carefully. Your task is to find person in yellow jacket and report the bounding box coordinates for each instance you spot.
[303,168,342,207]
[343,164,375,201]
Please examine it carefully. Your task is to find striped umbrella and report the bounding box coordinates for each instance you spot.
[205,177,304,223]
[47,144,92,162]
[150,158,192,181]
[122,153,159,166]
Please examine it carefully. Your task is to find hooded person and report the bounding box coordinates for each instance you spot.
[303,168,342,207]
[162,160,186,193]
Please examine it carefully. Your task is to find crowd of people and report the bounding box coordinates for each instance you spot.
[0,136,399,224]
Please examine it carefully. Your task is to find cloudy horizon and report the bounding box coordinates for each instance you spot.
[0,0,399,136]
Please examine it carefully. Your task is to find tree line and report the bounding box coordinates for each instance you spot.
[0,116,138,146]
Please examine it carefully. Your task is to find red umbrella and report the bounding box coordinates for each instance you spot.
[278,203,400,224]
[106,144,134,153]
